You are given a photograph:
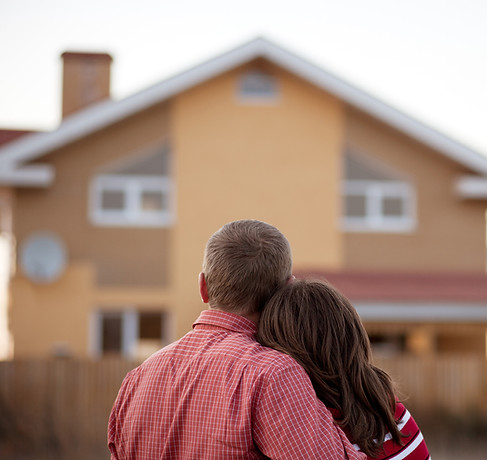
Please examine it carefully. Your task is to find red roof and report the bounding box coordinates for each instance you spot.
[295,270,487,302]
[0,129,35,146]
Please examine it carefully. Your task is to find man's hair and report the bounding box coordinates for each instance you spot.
[257,280,403,457]
[202,220,292,316]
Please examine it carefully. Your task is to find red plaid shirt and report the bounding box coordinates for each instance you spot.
[108,309,365,459]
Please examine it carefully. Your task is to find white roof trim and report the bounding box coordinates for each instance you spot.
[355,302,487,322]
[455,175,487,198]
[2,36,487,178]
[0,165,53,186]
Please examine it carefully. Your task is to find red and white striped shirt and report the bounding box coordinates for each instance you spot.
[108,309,365,459]
[332,402,431,460]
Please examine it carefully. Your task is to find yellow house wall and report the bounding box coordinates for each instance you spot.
[171,61,346,337]
[12,103,174,357]
[344,108,487,272]
[10,263,93,358]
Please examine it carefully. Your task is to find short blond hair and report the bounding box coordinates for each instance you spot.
[202,220,292,316]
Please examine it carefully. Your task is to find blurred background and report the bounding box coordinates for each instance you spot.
[1,1,487,458]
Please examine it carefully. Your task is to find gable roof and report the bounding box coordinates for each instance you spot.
[1,36,487,187]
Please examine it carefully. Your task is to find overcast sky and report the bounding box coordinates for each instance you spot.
[1,0,486,155]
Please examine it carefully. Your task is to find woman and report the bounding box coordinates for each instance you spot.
[257,279,430,460]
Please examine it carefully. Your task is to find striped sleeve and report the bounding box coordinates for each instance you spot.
[362,402,431,460]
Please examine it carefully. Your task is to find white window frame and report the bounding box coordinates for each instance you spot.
[342,180,416,232]
[89,174,173,227]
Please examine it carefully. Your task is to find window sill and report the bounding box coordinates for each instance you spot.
[341,219,416,233]
[90,214,174,228]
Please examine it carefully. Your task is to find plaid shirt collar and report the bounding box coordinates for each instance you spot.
[193,309,257,337]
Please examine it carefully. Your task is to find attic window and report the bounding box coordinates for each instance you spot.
[342,151,416,232]
[89,147,173,227]
[238,70,278,102]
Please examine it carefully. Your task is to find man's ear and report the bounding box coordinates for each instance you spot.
[199,272,209,303]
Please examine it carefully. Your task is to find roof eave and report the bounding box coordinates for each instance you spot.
[356,303,487,322]
[0,165,54,187]
[456,176,487,198]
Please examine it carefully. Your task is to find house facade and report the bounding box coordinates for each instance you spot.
[1,38,487,360]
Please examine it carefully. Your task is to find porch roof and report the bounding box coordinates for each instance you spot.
[296,269,487,303]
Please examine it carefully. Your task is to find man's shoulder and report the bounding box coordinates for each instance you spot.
[244,341,307,377]
[138,329,305,381]
[251,342,296,364]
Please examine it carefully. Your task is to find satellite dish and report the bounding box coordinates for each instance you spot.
[20,232,67,284]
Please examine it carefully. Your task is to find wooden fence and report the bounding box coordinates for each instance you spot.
[375,355,487,416]
[0,358,137,460]
[0,355,486,459]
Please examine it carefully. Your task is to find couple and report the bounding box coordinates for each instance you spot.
[108,220,430,459]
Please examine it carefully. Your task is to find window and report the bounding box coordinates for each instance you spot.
[92,310,169,359]
[91,175,171,227]
[100,312,123,355]
[137,312,168,359]
[343,181,414,231]
[342,151,416,232]
[89,147,173,227]
[238,70,279,102]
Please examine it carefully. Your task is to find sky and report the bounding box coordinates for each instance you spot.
[0,0,486,156]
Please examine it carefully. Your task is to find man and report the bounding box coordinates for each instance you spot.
[108,220,365,459]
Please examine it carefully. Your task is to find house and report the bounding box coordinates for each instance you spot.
[1,37,487,360]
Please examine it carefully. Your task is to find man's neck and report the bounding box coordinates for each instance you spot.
[208,306,260,325]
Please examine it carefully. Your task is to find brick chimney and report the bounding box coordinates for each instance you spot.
[61,51,113,118]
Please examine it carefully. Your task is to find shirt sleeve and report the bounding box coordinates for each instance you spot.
[107,368,138,460]
[253,364,366,460]
[107,378,126,459]
[372,402,430,460]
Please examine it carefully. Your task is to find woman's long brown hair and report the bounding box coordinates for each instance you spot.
[257,280,403,457]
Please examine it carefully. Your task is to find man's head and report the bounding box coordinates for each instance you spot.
[201,220,292,317]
